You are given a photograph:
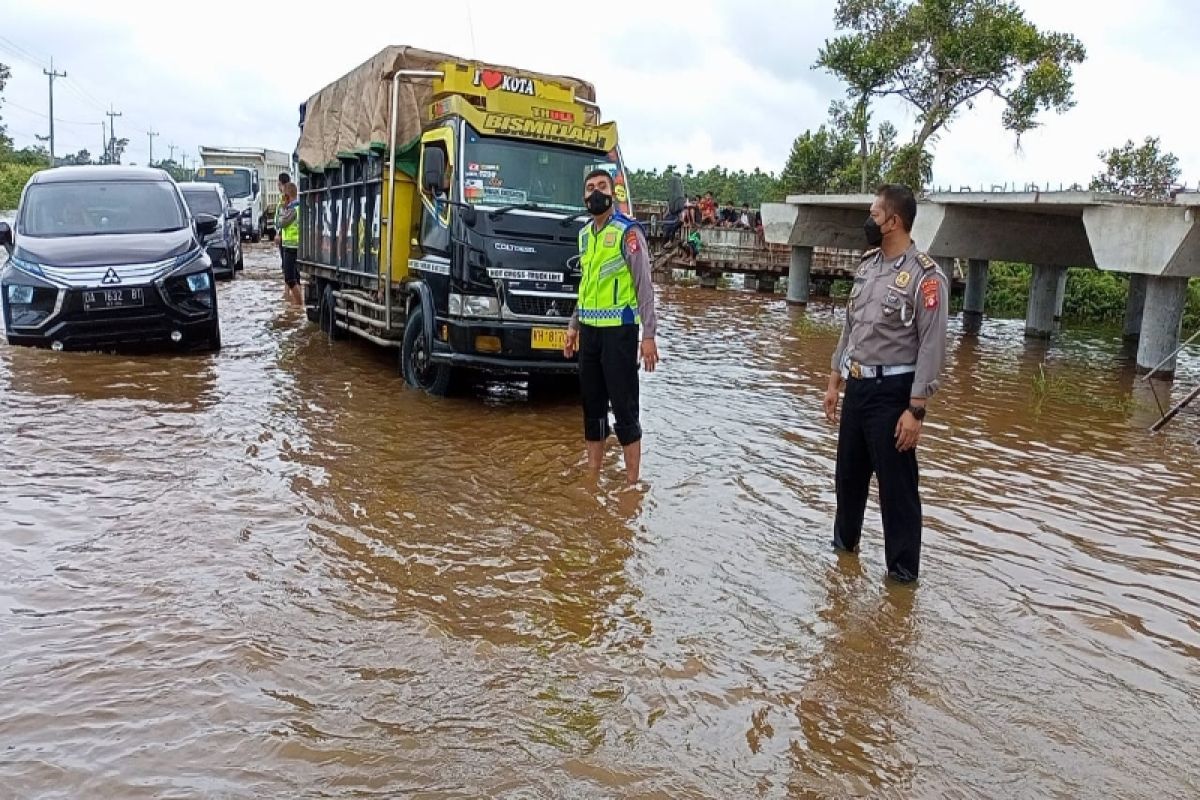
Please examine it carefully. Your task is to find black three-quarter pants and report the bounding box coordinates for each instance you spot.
[578,323,642,446]
[280,247,300,288]
[833,372,922,581]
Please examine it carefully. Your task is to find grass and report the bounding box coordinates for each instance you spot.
[0,162,40,209]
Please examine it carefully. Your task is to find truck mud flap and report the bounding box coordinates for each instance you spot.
[408,280,436,347]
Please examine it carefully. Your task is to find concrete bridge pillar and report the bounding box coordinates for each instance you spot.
[1053,268,1069,323]
[1123,273,1148,341]
[1025,264,1061,339]
[963,259,988,335]
[786,246,813,306]
[1136,275,1189,378]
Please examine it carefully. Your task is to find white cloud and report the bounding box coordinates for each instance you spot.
[0,0,1197,189]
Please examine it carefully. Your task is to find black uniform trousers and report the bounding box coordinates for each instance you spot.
[578,323,642,446]
[833,372,922,581]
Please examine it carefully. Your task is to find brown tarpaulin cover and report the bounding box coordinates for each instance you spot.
[297,45,598,171]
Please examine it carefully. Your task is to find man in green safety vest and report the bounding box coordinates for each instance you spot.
[564,168,660,485]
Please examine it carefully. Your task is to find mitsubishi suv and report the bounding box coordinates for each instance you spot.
[179,181,242,280]
[0,166,222,352]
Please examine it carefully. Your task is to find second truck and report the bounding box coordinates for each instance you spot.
[196,146,292,242]
[294,45,632,395]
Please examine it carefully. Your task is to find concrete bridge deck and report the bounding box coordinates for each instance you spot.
[761,191,1200,378]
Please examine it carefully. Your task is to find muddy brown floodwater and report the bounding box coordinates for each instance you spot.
[2,243,1198,799]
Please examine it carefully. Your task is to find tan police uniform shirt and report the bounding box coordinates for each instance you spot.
[830,242,950,398]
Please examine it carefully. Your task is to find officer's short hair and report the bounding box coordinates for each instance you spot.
[278,172,291,185]
[584,169,613,189]
[876,184,917,231]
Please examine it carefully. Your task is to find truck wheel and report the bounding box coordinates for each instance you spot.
[304,282,320,324]
[401,308,452,396]
[250,230,262,244]
[319,285,344,340]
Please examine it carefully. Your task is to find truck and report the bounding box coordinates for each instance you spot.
[294,45,633,395]
[196,146,292,242]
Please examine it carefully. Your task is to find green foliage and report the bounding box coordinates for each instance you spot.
[0,162,40,209]
[982,261,1030,316]
[627,164,782,206]
[1089,137,1181,199]
[0,60,10,151]
[779,102,898,195]
[818,0,1086,189]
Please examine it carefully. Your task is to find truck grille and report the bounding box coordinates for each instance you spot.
[507,295,576,318]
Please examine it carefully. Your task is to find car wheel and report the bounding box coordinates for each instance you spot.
[236,250,244,271]
[319,284,344,340]
[198,320,222,352]
[401,307,452,396]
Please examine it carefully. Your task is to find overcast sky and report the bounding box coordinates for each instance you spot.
[1,0,1197,191]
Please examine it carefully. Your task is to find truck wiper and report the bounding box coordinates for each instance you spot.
[488,202,541,220]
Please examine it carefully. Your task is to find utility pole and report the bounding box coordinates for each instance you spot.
[43,58,67,166]
[168,142,177,164]
[106,105,123,164]
[101,119,108,164]
[147,128,159,166]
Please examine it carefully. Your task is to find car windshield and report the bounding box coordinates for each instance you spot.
[20,180,188,237]
[195,168,252,198]
[182,189,225,217]
[461,125,629,214]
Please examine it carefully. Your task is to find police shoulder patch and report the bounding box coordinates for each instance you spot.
[860,247,881,261]
[917,252,938,271]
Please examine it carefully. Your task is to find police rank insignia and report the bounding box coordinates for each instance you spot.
[895,271,912,289]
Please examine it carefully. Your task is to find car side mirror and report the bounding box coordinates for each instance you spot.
[194,213,219,237]
[0,221,12,249]
[423,147,446,196]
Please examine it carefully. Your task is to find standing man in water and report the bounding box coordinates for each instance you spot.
[564,169,659,484]
[824,184,948,582]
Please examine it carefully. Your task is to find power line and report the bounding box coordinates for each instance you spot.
[0,37,50,71]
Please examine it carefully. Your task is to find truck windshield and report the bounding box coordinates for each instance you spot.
[462,125,626,214]
[196,168,252,199]
[19,181,187,237]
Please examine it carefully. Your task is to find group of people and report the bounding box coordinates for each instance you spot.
[569,175,948,584]
[683,191,762,231]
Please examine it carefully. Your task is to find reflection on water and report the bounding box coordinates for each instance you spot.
[1,247,1198,798]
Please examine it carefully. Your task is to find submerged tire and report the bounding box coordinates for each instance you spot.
[319,285,344,340]
[400,308,452,396]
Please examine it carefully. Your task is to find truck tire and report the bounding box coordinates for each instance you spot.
[304,281,320,324]
[319,284,344,340]
[401,308,452,396]
[250,229,262,244]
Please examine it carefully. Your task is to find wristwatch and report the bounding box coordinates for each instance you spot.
[907,405,927,421]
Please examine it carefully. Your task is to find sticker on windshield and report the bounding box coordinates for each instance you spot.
[483,187,527,204]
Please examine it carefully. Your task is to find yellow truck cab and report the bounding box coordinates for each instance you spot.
[295,46,632,395]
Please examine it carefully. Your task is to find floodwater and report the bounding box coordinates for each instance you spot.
[2,244,1198,799]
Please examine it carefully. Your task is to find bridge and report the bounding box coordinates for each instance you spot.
[761,191,1200,380]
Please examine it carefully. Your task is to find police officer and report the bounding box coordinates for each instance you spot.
[564,168,659,484]
[824,184,948,582]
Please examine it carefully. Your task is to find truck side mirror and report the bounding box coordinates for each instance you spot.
[423,147,447,197]
[0,221,12,249]
[194,213,219,237]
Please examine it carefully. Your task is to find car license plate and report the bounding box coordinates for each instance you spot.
[83,287,145,311]
[531,327,566,350]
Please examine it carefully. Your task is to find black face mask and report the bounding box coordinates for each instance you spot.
[864,216,884,247]
[586,190,613,216]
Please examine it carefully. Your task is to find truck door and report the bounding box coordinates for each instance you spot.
[417,129,455,260]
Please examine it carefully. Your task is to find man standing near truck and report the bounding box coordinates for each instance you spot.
[564,169,659,485]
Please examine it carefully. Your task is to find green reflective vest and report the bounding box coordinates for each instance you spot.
[577,214,640,327]
[281,201,300,248]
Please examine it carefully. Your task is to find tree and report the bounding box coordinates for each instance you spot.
[779,103,898,195]
[156,159,194,182]
[0,61,12,153]
[627,164,783,206]
[1090,137,1181,199]
[101,137,129,165]
[55,149,93,166]
[818,0,1086,189]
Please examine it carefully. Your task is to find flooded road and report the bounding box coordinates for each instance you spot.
[2,244,1198,798]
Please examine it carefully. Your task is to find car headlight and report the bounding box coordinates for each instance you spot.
[187,272,212,292]
[8,254,45,278]
[3,282,59,328]
[241,209,253,219]
[449,293,499,317]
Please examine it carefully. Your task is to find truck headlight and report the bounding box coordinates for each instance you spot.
[449,293,499,318]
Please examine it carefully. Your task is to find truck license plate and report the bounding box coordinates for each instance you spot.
[531,327,566,350]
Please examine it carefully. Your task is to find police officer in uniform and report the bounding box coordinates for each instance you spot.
[824,184,948,582]
[564,168,659,484]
